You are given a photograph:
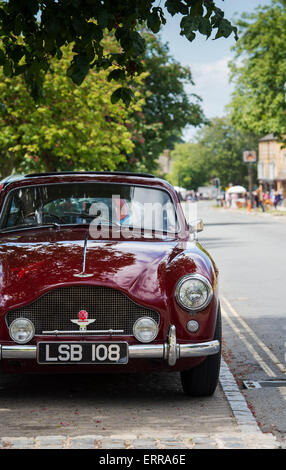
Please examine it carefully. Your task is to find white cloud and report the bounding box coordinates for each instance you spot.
[192,56,232,93]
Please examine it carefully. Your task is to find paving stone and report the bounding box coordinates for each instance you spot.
[35,435,67,448]
[243,434,280,449]
[0,432,281,449]
[191,435,211,444]
[0,437,35,449]
[229,402,251,411]
[69,435,101,449]
[236,424,260,433]
[191,437,217,449]
[221,443,245,449]
[193,444,217,449]
[218,436,245,449]
[132,438,157,449]
[101,439,126,449]
[158,439,187,449]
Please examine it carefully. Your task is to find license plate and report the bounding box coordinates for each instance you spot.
[37,342,128,364]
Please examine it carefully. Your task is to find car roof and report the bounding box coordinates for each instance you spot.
[0,171,175,192]
[24,171,156,179]
[0,171,156,186]
[1,171,155,182]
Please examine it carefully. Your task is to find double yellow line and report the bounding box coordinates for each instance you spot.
[221,295,286,377]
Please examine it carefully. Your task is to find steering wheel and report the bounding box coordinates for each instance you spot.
[42,212,67,224]
[24,211,67,224]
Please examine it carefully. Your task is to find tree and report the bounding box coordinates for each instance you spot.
[119,32,206,173]
[0,1,237,103]
[166,117,259,190]
[0,46,146,178]
[228,0,286,139]
[195,117,259,188]
[167,142,210,189]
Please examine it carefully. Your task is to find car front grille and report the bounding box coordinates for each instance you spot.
[5,286,160,335]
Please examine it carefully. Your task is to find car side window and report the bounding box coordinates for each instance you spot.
[6,198,22,227]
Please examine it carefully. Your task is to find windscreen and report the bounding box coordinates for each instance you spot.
[0,182,179,234]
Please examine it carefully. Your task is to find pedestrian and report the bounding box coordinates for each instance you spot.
[255,188,264,212]
[278,189,283,206]
[222,191,226,208]
[274,191,279,209]
[225,191,231,208]
[231,192,238,208]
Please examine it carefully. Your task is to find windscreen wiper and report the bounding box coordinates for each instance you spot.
[0,222,62,233]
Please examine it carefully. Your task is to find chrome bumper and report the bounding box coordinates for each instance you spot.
[0,326,220,367]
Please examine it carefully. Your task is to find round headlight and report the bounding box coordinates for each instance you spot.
[133,317,158,343]
[9,318,35,344]
[175,274,213,312]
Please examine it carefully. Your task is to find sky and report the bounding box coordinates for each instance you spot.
[159,0,273,141]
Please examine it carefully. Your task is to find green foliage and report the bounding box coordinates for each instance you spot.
[167,142,210,190]
[228,1,286,139]
[119,33,206,173]
[195,117,258,188]
[0,47,146,178]
[0,1,237,101]
[0,32,205,178]
[167,117,259,190]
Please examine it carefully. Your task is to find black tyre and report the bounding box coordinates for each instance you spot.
[180,304,222,397]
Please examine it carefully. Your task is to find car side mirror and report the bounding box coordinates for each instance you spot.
[188,218,204,233]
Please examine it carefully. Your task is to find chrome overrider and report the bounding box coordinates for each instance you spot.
[0,325,220,367]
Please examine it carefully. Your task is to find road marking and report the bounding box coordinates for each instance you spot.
[222,296,286,374]
[221,306,276,377]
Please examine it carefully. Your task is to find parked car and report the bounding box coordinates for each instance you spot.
[0,172,221,396]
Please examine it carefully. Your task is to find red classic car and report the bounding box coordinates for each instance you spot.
[0,172,221,396]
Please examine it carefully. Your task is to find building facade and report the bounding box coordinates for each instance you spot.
[258,134,286,204]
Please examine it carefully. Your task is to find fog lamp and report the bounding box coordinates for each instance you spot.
[187,320,200,333]
[9,318,35,344]
[133,317,158,343]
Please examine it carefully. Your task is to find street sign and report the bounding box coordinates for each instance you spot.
[243,150,256,163]
[242,151,256,209]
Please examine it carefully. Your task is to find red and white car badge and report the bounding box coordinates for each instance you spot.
[71,310,95,331]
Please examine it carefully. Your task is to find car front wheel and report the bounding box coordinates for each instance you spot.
[180,304,221,397]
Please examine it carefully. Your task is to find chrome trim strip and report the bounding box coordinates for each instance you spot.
[128,344,165,359]
[41,329,125,335]
[2,345,38,359]
[0,340,220,361]
[179,340,220,358]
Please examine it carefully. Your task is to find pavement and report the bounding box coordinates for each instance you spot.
[0,357,280,450]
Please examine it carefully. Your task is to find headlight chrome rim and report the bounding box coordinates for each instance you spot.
[9,317,35,344]
[133,316,159,343]
[175,274,213,312]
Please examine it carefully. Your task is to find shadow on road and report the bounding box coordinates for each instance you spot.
[0,371,193,403]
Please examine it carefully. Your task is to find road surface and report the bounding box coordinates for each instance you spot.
[196,201,286,445]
